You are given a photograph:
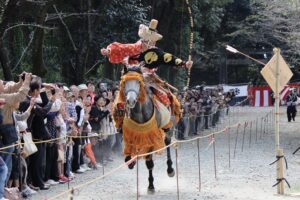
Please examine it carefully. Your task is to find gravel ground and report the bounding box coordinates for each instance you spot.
[32,106,300,200]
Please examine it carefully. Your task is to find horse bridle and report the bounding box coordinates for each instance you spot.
[125,89,139,100]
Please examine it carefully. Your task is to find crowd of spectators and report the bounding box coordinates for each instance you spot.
[175,84,235,140]
[0,74,234,199]
[0,73,122,199]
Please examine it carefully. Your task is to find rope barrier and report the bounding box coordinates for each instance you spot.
[3,106,271,199]
[0,106,242,152]
[47,155,138,200]
[46,108,273,200]
[0,132,121,151]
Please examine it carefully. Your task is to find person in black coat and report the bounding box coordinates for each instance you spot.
[89,95,110,164]
[286,89,298,122]
[19,82,54,190]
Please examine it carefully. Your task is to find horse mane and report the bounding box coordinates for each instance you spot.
[119,71,146,104]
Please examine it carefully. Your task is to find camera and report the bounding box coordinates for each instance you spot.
[21,73,38,81]
[21,73,26,81]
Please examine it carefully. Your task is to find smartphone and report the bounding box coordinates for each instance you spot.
[21,73,26,81]
[51,89,56,95]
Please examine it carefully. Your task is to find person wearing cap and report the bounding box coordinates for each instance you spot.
[78,84,88,100]
[62,86,70,99]
[286,88,298,122]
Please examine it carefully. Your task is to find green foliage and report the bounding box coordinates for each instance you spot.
[1,0,300,86]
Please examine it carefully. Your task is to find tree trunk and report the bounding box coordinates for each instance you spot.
[0,0,19,80]
[0,42,13,80]
[32,6,49,77]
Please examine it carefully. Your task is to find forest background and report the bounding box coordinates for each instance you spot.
[0,0,299,89]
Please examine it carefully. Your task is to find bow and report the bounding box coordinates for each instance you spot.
[182,0,194,104]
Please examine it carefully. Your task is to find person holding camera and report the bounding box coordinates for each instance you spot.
[0,73,31,185]
[19,81,55,190]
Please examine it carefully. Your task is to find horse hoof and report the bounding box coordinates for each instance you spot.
[128,161,136,169]
[147,187,155,194]
[168,170,175,177]
[125,156,136,169]
[167,168,175,177]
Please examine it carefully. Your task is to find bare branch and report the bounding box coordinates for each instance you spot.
[53,5,77,51]
[45,12,102,21]
[25,0,47,5]
[2,23,55,39]
[70,59,76,72]
[85,60,101,75]
[12,31,35,72]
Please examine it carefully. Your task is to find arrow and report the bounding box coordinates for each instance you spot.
[226,45,266,66]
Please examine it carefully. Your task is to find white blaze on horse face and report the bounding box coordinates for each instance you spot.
[125,80,140,109]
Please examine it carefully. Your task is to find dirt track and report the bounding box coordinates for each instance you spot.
[32,106,300,200]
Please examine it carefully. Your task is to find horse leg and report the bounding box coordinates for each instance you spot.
[164,129,175,177]
[145,156,155,194]
[125,156,136,169]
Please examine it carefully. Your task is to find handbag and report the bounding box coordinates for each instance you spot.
[23,132,38,157]
[57,149,64,162]
[0,124,18,145]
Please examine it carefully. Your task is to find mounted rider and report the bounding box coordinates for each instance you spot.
[101,19,193,131]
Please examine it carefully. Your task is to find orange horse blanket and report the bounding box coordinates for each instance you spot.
[122,112,165,157]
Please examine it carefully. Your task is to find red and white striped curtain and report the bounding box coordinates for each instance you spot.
[248,84,300,107]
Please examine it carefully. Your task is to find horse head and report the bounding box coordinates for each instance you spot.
[120,68,146,109]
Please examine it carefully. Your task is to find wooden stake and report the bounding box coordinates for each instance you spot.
[212,134,217,179]
[233,125,239,158]
[263,117,266,136]
[175,148,180,200]
[255,118,258,143]
[197,139,201,191]
[68,188,74,200]
[277,149,285,194]
[228,127,231,168]
[241,122,246,152]
[249,121,252,148]
[136,157,139,200]
[260,117,263,139]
